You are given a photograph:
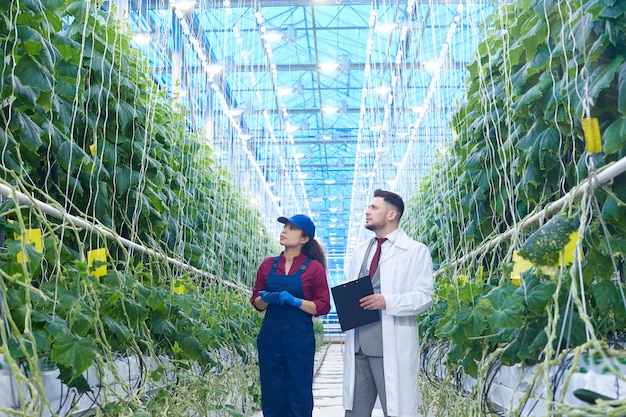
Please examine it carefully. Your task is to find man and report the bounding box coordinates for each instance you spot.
[343,189,434,417]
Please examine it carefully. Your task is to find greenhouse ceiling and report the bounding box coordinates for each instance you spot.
[109,0,496,281]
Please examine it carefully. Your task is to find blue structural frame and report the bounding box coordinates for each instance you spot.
[108,0,495,285]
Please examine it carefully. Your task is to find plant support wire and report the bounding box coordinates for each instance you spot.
[0,182,247,292]
[436,153,626,276]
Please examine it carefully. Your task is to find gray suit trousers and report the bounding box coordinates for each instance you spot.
[344,350,388,417]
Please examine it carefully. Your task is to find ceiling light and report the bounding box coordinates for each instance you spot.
[133,34,151,44]
[170,0,196,10]
[370,125,383,131]
[286,125,300,133]
[375,86,391,95]
[319,62,340,72]
[322,134,333,140]
[276,87,294,97]
[261,31,284,42]
[205,64,225,74]
[321,106,339,114]
[375,23,396,33]
[423,59,443,73]
[240,134,253,141]
[227,108,244,116]
[325,179,336,185]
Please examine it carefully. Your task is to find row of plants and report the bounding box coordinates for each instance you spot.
[405,0,626,414]
[1,0,277,415]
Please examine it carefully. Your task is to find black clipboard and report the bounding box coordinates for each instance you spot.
[331,276,381,332]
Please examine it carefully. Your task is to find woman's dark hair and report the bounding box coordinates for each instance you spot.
[302,237,327,270]
[374,188,404,221]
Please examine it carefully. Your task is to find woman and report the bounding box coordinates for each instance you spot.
[251,214,331,417]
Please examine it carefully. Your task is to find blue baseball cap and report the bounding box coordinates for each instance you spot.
[278,214,315,239]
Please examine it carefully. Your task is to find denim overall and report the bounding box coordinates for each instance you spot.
[257,257,314,417]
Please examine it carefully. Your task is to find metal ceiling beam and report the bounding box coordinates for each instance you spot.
[152,61,468,73]
[223,106,457,115]
[125,0,470,9]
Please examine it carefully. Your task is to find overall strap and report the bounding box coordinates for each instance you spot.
[297,257,312,274]
[269,256,281,275]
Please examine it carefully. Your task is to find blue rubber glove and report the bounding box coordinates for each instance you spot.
[258,290,281,304]
[278,291,303,307]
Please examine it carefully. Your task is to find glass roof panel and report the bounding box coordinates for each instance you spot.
[115,0,497,281]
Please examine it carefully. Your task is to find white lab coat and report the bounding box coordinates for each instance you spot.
[342,228,434,417]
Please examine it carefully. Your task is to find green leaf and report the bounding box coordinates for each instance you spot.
[50,333,96,376]
[513,71,552,113]
[9,75,37,107]
[17,25,56,71]
[519,321,546,362]
[603,117,626,155]
[489,297,524,329]
[56,140,87,173]
[114,166,141,196]
[14,55,53,91]
[115,100,136,128]
[588,56,624,103]
[591,280,623,314]
[57,366,91,393]
[12,111,43,152]
[102,315,132,342]
[122,298,150,328]
[179,334,205,360]
[41,313,69,337]
[148,316,179,340]
[500,337,521,365]
[194,326,216,346]
[66,1,89,21]
[618,60,626,116]
[465,299,490,338]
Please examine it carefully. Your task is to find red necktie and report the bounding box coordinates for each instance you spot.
[369,237,387,277]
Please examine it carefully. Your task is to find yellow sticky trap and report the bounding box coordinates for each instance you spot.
[511,250,533,286]
[87,248,107,278]
[15,228,43,263]
[173,279,186,295]
[582,118,602,153]
[559,230,579,266]
[89,143,97,156]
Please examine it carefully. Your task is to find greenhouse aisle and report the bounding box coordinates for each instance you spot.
[251,342,384,417]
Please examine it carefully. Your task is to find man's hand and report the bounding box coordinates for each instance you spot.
[359,294,386,310]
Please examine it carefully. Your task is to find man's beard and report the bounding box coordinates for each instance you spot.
[365,223,378,231]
